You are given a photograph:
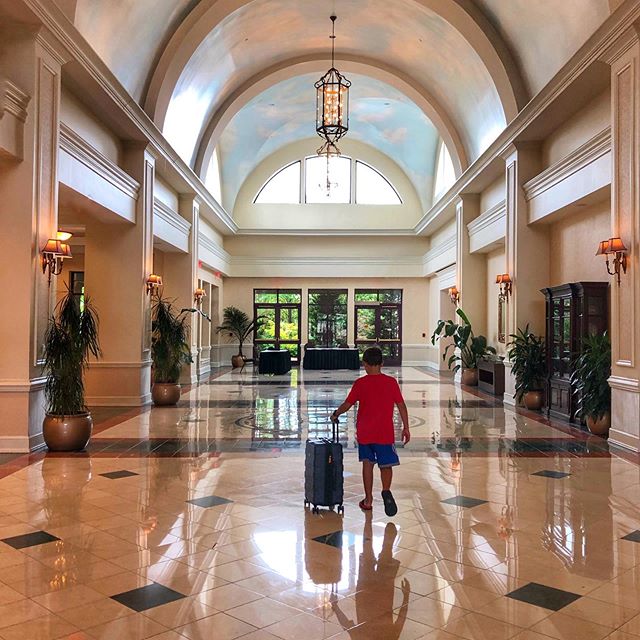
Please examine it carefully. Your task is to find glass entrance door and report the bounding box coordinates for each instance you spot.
[354,290,402,366]
[254,290,302,362]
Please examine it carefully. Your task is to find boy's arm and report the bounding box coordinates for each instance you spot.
[331,401,353,422]
[396,401,410,444]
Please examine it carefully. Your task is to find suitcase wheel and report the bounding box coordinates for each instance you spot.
[312,506,319,515]
[338,505,345,515]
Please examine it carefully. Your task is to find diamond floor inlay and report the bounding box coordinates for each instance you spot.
[186,494,234,508]
[440,495,488,508]
[1,530,60,549]
[506,582,582,611]
[111,583,186,612]
[99,469,139,479]
[531,470,571,479]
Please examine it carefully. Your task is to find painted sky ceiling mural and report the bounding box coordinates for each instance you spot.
[218,73,441,211]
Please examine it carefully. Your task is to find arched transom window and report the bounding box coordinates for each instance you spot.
[254,156,402,205]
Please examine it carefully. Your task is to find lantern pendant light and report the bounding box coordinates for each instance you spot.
[315,15,351,157]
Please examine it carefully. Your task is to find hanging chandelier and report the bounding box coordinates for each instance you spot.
[315,15,351,157]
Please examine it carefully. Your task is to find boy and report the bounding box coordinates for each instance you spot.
[331,346,410,516]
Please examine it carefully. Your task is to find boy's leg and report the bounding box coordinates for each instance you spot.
[362,461,374,507]
[380,466,393,492]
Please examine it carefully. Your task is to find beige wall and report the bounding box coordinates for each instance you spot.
[430,219,457,248]
[155,175,179,211]
[224,235,429,258]
[222,277,430,362]
[200,218,224,247]
[549,201,610,287]
[60,89,122,164]
[542,90,610,167]
[480,176,505,214]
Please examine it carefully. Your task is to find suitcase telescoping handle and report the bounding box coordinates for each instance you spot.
[330,415,339,443]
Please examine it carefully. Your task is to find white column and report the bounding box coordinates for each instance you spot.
[0,30,66,451]
[604,30,640,451]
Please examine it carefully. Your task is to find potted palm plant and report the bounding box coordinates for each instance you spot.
[507,325,546,410]
[42,287,101,451]
[151,296,193,406]
[431,308,496,385]
[570,333,611,436]
[216,306,264,368]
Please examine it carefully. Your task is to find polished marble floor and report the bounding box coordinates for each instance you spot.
[1,367,640,639]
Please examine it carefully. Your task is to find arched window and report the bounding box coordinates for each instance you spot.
[253,156,403,205]
[254,161,301,204]
[433,142,456,200]
[355,161,402,205]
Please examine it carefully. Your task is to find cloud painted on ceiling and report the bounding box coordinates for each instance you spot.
[217,73,441,211]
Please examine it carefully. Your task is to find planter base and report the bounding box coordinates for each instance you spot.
[231,355,244,369]
[524,391,543,411]
[43,413,92,452]
[461,369,478,386]
[152,383,181,406]
[587,413,610,436]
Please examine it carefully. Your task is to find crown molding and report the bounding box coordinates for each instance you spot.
[234,227,417,236]
[59,123,140,199]
[523,127,611,201]
[198,231,231,264]
[423,235,457,265]
[153,198,191,235]
[467,200,506,236]
[230,255,424,267]
[1,80,30,123]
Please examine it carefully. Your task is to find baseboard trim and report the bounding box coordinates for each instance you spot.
[0,436,33,453]
[503,393,516,407]
[609,428,640,453]
[87,393,152,407]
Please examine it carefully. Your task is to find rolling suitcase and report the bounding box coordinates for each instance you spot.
[304,419,344,515]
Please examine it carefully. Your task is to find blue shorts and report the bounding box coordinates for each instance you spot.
[358,443,400,468]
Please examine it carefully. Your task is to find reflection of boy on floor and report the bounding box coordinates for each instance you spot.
[332,346,410,515]
[331,516,410,638]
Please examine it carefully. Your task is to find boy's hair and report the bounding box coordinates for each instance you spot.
[362,346,383,366]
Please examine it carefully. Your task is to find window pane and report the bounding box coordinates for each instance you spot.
[308,289,348,346]
[278,291,301,304]
[255,290,278,303]
[355,161,401,205]
[355,291,379,302]
[380,289,402,303]
[254,162,300,204]
[305,156,351,203]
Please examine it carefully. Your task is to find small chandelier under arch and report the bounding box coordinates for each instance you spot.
[315,15,351,157]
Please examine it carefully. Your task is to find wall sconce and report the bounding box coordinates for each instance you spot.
[495,273,512,299]
[448,286,460,305]
[41,232,73,287]
[194,287,206,305]
[146,274,163,296]
[596,237,628,286]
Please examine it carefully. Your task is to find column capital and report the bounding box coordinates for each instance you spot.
[599,24,640,67]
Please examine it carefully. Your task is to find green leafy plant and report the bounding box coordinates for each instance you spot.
[152,297,193,383]
[431,308,496,373]
[43,287,101,416]
[216,306,265,357]
[507,325,546,402]
[570,332,611,421]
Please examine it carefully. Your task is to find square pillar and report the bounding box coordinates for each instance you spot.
[84,147,155,405]
[456,195,487,336]
[604,29,640,451]
[503,143,547,404]
[0,30,66,451]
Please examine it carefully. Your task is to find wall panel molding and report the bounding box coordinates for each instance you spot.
[467,199,506,253]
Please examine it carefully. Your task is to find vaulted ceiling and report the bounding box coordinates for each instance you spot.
[68,0,614,215]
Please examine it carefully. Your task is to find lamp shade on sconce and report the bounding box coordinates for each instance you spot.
[42,239,63,255]
[58,243,72,259]
[608,237,627,253]
[596,240,610,256]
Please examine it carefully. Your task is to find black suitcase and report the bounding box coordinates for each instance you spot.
[304,420,344,515]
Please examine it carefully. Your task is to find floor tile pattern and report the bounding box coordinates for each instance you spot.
[0,366,637,639]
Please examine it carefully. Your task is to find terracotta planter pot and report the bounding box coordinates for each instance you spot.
[523,391,543,411]
[231,354,244,369]
[43,413,92,452]
[461,369,478,386]
[152,383,181,406]
[586,412,610,436]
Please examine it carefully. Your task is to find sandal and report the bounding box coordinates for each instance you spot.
[381,490,398,517]
[359,499,372,511]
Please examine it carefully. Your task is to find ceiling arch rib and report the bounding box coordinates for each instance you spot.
[193,55,468,181]
[144,0,523,158]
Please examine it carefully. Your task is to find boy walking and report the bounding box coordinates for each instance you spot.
[332,347,410,516]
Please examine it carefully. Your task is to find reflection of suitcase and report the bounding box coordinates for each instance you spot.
[304,420,344,515]
[304,510,343,585]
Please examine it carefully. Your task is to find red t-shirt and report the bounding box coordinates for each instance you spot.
[346,374,404,444]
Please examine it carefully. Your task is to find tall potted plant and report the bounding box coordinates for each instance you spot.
[42,287,101,451]
[216,306,264,368]
[152,297,193,406]
[431,308,496,385]
[507,325,546,410]
[570,332,611,436]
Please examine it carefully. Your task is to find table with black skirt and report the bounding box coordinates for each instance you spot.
[303,348,360,370]
[258,350,292,375]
